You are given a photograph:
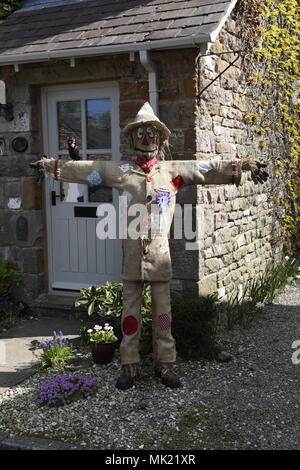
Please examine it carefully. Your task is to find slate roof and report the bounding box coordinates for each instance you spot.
[0,0,237,64]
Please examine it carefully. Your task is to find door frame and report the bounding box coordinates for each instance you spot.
[41,81,121,295]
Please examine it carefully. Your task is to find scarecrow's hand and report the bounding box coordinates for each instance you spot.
[241,158,269,184]
[67,136,81,160]
[30,156,55,184]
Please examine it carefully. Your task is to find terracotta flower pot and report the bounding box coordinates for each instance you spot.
[90,341,117,364]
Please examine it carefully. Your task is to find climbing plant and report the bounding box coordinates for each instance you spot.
[0,1,21,20]
[236,0,300,252]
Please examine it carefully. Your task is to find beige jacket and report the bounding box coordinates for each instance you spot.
[43,158,241,281]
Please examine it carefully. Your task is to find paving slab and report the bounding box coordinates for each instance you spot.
[0,316,82,394]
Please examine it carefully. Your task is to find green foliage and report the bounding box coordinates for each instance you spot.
[0,1,21,19]
[171,294,220,360]
[39,344,74,370]
[0,303,19,332]
[75,282,123,317]
[36,333,74,370]
[0,260,22,298]
[238,0,300,251]
[225,256,299,329]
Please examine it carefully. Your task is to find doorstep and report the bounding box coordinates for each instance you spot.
[29,293,86,319]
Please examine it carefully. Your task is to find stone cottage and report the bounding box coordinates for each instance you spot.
[0,0,281,311]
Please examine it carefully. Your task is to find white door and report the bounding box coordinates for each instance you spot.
[43,83,122,290]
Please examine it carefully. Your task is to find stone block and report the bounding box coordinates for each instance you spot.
[5,180,21,198]
[119,80,148,101]
[196,130,212,153]
[0,210,44,247]
[21,247,44,274]
[215,142,237,154]
[21,177,42,210]
[182,77,196,98]
[170,239,199,279]
[205,257,224,273]
[198,273,218,296]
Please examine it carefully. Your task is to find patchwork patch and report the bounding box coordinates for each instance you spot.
[123,315,138,336]
[87,170,102,185]
[119,163,133,173]
[157,313,171,331]
[171,174,185,190]
[196,161,213,173]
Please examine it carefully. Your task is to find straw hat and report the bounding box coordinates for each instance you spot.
[123,102,171,145]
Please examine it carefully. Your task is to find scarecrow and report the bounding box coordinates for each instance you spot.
[31,102,268,390]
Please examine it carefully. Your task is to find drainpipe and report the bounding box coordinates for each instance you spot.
[139,50,158,116]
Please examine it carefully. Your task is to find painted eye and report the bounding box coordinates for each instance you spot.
[146,127,154,138]
[137,127,144,139]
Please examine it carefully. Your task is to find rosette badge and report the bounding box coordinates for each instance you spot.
[156,192,171,210]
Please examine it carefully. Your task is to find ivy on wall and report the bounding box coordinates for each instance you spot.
[0,1,21,20]
[236,0,300,252]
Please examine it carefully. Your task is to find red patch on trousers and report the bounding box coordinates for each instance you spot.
[171,175,185,190]
[123,315,138,336]
[157,314,171,331]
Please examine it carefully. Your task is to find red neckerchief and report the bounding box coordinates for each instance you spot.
[135,156,157,173]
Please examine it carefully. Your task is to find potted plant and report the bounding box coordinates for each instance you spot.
[75,282,123,343]
[79,323,118,364]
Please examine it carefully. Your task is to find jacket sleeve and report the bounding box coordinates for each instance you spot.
[40,159,124,189]
[168,159,242,188]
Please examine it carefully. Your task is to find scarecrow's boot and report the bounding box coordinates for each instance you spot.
[154,362,182,389]
[116,364,138,390]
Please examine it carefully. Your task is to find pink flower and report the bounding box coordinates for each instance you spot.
[94,325,102,331]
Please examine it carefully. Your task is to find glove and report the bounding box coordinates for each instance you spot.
[30,156,54,184]
[67,136,81,160]
[241,159,269,184]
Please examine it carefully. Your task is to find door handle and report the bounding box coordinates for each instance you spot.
[51,190,60,206]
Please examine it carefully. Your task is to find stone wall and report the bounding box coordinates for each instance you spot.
[194,14,283,300]
[0,50,198,302]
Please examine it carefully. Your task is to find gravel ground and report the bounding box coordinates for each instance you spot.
[0,280,299,450]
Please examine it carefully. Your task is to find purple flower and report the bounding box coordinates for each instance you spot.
[35,375,97,407]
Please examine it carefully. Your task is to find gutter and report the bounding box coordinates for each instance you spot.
[139,50,158,116]
[0,33,211,66]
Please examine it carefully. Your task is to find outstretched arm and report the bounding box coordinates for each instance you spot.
[167,158,268,189]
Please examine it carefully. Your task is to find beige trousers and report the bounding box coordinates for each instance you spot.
[120,280,176,365]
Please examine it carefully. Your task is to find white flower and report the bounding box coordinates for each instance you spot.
[94,325,102,331]
[87,329,93,333]
[256,302,265,308]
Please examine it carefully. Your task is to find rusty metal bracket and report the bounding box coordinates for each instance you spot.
[196,50,242,103]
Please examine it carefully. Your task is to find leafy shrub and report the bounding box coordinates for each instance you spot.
[0,1,21,20]
[225,256,300,329]
[75,282,123,317]
[171,294,220,360]
[0,260,22,298]
[36,375,96,407]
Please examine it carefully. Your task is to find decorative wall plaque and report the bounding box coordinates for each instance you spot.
[12,137,28,153]
[16,215,28,241]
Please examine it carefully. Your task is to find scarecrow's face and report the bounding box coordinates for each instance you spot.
[132,125,160,160]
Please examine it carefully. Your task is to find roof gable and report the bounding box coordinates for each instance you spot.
[0,0,238,64]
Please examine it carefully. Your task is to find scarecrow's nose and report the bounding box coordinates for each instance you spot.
[141,134,148,146]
